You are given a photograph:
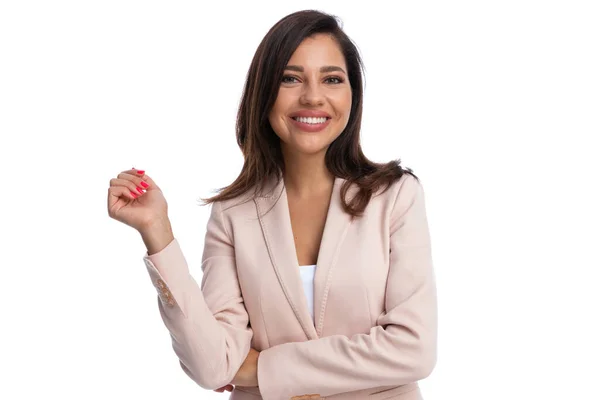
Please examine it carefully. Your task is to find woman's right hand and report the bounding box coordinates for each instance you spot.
[107,168,168,233]
[214,384,234,393]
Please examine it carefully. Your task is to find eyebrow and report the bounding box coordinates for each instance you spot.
[284,65,347,75]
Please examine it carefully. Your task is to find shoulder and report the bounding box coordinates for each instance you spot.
[387,173,428,230]
[391,172,424,203]
[212,173,281,215]
[358,173,426,226]
[208,183,268,225]
[369,172,423,206]
[209,195,256,220]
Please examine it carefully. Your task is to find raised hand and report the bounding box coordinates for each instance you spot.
[106,168,168,233]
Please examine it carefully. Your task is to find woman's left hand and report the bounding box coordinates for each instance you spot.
[213,384,233,393]
[213,347,260,393]
[231,347,260,387]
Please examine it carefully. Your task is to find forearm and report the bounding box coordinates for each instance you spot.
[143,237,253,390]
[257,324,435,400]
[140,218,174,255]
[230,347,260,387]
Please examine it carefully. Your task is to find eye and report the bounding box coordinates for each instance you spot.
[282,75,300,84]
[325,76,344,84]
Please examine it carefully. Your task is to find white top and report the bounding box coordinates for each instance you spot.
[299,264,317,324]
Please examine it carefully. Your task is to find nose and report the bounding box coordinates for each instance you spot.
[299,81,325,106]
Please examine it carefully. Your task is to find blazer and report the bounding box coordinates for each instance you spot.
[142,172,437,400]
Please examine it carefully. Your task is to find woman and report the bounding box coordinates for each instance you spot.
[107,10,437,400]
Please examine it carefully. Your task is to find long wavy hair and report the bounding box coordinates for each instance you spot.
[200,9,417,217]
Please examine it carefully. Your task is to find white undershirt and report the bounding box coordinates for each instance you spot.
[299,264,317,324]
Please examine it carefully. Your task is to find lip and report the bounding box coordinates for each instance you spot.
[289,115,331,132]
[289,110,332,118]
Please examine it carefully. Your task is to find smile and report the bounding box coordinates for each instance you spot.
[292,116,330,124]
[290,116,331,132]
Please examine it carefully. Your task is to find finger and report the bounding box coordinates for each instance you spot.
[116,172,151,193]
[110,178,146,197]
[108,185,139,200]
[213,384,233,393]
[107,186,139,206]
[120,168,151,188]
[120,168,146,178]
[123,168,161,191]
[138,173,160,191]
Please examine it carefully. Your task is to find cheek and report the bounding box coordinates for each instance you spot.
[269,102,283,121]
[268,106,289,139]
[338,100,352,125]
[269,100,290,125]
[335,91,352,118]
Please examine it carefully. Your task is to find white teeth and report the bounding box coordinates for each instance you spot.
[293,116,328,124]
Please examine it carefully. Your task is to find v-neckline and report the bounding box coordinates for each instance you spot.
[284,180,336,271]
[254,174,355,339]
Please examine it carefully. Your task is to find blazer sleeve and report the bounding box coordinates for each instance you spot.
[256,176,437,400]
[142,201,253,390]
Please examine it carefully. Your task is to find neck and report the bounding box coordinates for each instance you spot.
[282,153,334,199]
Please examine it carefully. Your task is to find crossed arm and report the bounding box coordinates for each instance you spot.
[143,176,436,400]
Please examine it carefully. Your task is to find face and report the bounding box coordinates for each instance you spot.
[268,33,352,158]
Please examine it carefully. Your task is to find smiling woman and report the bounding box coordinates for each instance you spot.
[208,10,420,218]
[269,34,352,147]
[108,8,436,400]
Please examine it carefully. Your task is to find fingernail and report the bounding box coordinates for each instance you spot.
[137,187,144,194]
[130,191,138,198]
[136,170,145,174]
[140,181,149,188]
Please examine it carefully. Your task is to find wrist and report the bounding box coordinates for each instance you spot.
[140,218,174,255]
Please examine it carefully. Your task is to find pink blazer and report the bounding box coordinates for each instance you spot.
[143,173,437,400]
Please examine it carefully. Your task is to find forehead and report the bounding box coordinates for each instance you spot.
[287,34,346,69]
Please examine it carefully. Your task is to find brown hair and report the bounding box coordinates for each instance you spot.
[201,9,418,217]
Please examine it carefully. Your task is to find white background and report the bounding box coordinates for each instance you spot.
[1,1,599,399]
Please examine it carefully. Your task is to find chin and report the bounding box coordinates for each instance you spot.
[292,142,332,156]
[278,128,341,155]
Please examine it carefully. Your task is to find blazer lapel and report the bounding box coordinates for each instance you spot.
[312,177,355,337]
[254,173,355,340]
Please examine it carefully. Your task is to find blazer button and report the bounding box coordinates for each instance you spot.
[161,288,175,307]
[163,295,175,306]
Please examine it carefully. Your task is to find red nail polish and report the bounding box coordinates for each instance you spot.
[140,181,149,188]
[137,187,144,194]
[130,191,138,198]
[136,170,145,174]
